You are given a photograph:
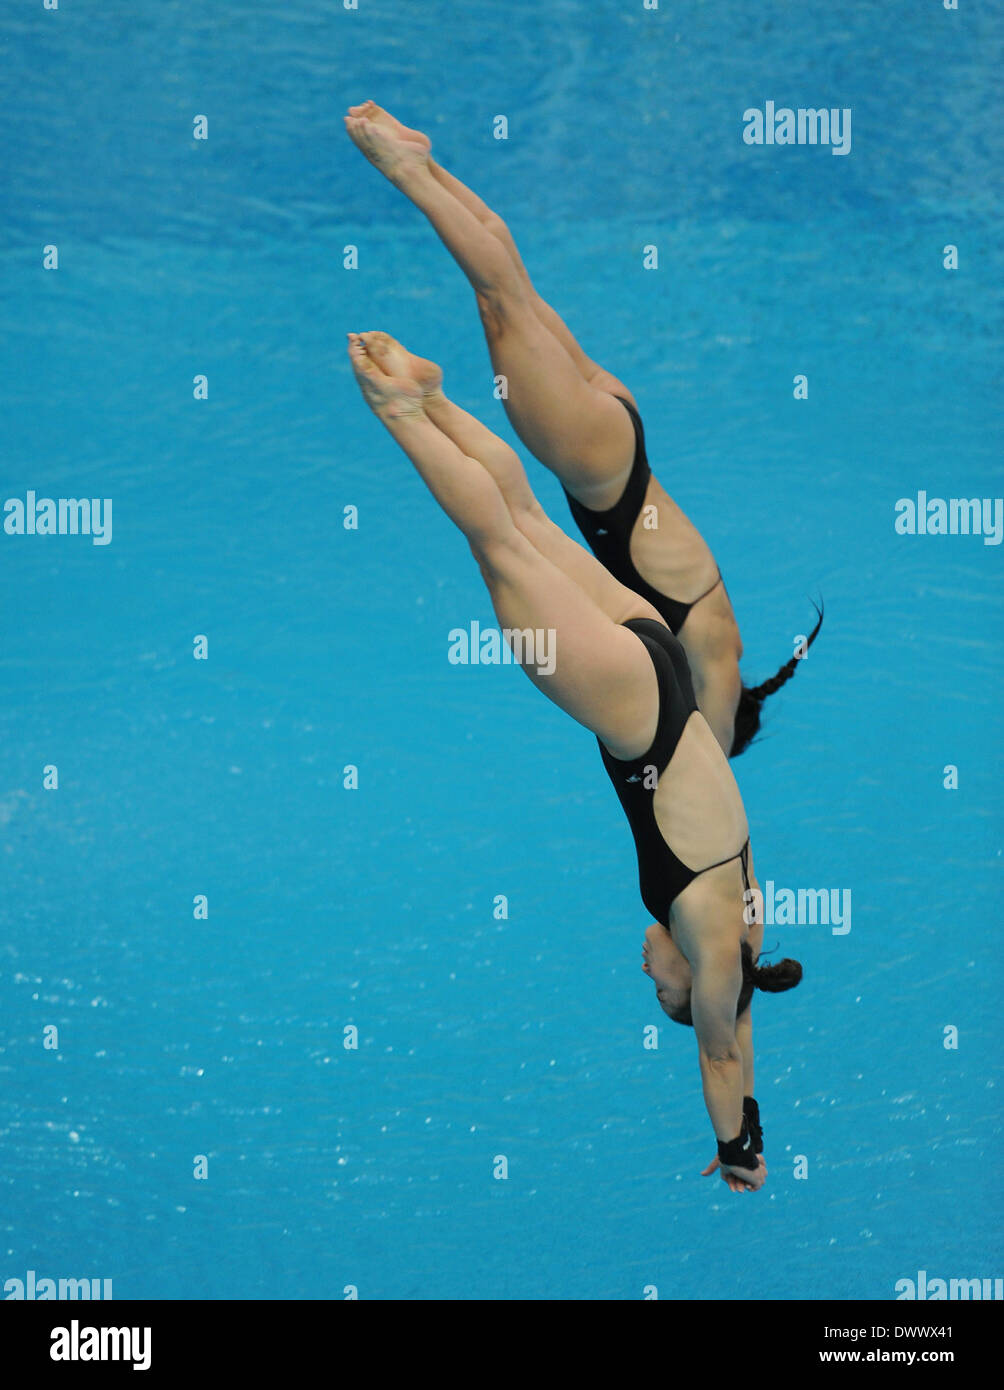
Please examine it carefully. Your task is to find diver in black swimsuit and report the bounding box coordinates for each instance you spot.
[565,395,823,756]
[564,400,724,635]
[344,101,822,758]
[348,327,802,1194]
[600,616,746,920]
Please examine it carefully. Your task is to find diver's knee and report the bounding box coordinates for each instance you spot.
[475,285,510,339]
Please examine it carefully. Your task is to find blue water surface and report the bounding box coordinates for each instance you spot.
[1,0,1002,1300]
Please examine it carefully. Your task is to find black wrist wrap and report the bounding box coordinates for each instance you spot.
[743,1095,763,1153]
[717,1116,759,1172]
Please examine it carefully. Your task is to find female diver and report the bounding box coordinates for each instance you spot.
[346,328,801,1193]
[344,101,822,758]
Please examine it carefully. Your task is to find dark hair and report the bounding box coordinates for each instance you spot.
[735,939,803,1017]
[730,600,824,758]
[665,940,803,1027]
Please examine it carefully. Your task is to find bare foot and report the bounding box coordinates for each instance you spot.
[347,333,425,420]
[344,114,429,184]
[347,100,431,154]
[359,331,444,400]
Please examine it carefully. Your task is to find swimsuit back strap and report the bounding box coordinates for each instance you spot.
[691,836,751,887]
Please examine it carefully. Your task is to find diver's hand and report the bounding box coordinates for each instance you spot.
[702,1153,767,1193]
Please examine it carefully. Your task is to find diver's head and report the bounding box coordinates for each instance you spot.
[643,924,803,1027]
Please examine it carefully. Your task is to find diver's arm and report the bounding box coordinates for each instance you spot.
[690,944,744,1138]
[735,1005,754,1097]
[690,945,765,1190]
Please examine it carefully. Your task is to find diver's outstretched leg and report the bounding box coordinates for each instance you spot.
[347,331,660,759]
[346,101,626,399]
[344,111,637,504]
[357,330,664,628]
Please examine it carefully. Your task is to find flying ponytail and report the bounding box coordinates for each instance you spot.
[741,941,803,992]
[737,940,803,1016]
[730,599,824,757]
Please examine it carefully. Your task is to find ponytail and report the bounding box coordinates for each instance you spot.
[737,940,803,1016]
[730,599,824,757]
[742,941,803,992]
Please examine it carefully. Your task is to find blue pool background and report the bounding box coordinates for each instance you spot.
[1,0,1001,1299]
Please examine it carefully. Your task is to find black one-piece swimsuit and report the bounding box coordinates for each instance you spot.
[562,396,721,635]
[598,616,749,927]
